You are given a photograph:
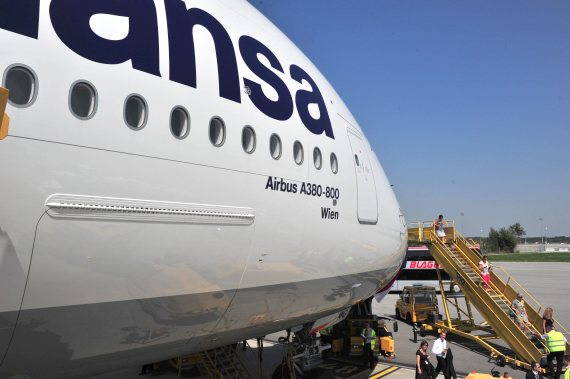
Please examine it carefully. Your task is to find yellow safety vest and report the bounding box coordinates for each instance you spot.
[545,331,566,353]
[565,367,570,379]
[361,329,376,349]
[320,328,331,336]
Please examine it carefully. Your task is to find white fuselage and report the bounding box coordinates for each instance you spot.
[0,1,406,377]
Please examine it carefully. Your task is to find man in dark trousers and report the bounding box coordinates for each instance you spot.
[444,348,457,379]
[525,361,544,379]
[431,331,448,378]
[532,326,567,379]
[360,322,376,370]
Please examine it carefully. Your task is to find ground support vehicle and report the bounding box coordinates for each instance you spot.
[325,298,396,360]
[395,285,440,324]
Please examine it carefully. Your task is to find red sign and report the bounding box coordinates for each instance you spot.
[406,261,442,269]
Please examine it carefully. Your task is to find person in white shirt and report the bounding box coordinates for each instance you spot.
[431,331,448,378]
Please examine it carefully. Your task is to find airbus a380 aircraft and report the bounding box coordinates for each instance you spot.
[0,0,406,377]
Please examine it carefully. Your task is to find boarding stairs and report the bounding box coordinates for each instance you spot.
[172,341,268,379]
[408,221,570,369]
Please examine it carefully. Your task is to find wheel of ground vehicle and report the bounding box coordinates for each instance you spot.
[395,309,401,320]
[406,313,412,324]
[495,355,506,367]
[303,367,336,379]
[271,363,293,379]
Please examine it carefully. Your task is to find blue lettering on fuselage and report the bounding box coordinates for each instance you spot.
[0,0,40,39]
[0,0,334,139]
[290,65,334,139]
[165,0,241,103]
[239,36,294,121]
[50,0,161,77]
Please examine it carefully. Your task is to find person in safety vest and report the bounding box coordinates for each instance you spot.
[319,327,332,345]
[563,355,570,379]
[360,322,376,370]
[532,326,568,379]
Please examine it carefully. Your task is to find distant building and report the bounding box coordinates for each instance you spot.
[516,243,569,253]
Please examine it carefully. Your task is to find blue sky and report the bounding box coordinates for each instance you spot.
[247,0,569,238]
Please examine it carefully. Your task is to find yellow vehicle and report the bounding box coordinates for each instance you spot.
[329,316,396,358]
[395,285,439,324]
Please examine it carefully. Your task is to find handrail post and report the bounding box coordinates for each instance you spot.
[229,344,254,379]
[436,261,452,328]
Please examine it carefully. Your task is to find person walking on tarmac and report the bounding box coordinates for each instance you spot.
[525,361,544,379]
[416,340,433,379]
[531,326,567,379]
[360,322,376,370]
[431,331,449,379]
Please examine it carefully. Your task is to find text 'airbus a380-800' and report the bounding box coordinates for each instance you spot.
[0,0,406,377]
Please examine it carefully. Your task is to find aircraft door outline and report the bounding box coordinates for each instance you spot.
[345,126,378,224]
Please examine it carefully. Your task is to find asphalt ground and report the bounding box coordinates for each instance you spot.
[84,262,569,379]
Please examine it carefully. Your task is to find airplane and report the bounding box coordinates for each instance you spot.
[0,0,407,377]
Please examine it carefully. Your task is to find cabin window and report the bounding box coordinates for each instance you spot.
[269,134,282,160]
[69,81,97,120]
[170,106,190,139]
[124,94,148,130]
[3,64,38,107]
[330,153,338,174]
[209,117,225,147]
[293,141,304,165]
[313,147,322,170]
[241,126,256,154]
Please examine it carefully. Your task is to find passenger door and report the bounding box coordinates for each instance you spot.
[346,127,378,224]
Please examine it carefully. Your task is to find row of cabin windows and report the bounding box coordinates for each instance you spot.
[2,64,339,173]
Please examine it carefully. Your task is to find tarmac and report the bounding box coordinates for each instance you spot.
[87,262,570,379]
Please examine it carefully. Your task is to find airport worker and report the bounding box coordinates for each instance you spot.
[511,293,531,334]
[360,322,376,370]
[531,326,567,379]
[525,361,544,379]
[478,255,491,292]
[563,355,570,379]
[434,215,448,244]
[431,331,449,379]
[416,340,433,379]
[320,327,332,344]
[504,373,510,379]
[543,307,558,332]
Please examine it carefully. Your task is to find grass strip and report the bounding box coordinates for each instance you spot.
[486,252,570,262]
